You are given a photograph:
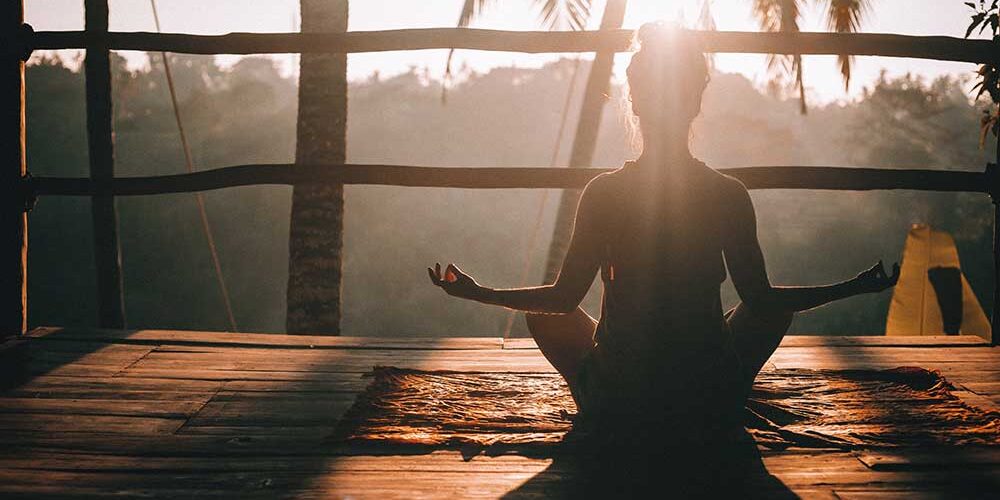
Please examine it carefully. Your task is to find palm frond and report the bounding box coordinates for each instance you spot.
[827,0,871,91]
[538,0,593,31]
[698,1,718,71]
[753,0,806,113]
[457,0,496,28]
[444,0,593,104]
[444,0,498,103]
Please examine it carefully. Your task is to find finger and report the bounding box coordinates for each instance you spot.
[446,263,463,281]
[428,267,441,286]
[435,263,441,280]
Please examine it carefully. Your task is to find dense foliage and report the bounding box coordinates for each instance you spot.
[25,54,995,336]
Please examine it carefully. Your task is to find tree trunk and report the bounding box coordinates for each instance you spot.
[286,0,348,334]
[543,0,628,283]
[85,0,126,328]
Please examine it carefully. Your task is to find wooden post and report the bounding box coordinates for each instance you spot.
[3,1,27,338]
[991,37,1000,347]
[993,114,1000,346]
[85,0,125,328]
[993,197,999,345]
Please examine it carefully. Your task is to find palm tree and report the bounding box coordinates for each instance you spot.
[749,0,871,113]
[286,0,348,335]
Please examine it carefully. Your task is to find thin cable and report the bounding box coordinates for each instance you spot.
[501,58,583,339]
[150,0,238,332]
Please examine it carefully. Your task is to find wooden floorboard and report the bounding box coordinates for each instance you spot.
[0,327,997,498]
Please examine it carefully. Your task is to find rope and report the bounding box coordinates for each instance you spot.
[501,58,583,339]
[150,0,238,332]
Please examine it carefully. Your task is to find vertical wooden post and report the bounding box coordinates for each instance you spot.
[3,1,27,338]
[992,35,1000,347]
[993,110,1000,346]
[993,198,998,345]
[85,0,125,328]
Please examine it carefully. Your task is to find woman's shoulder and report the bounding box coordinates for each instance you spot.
[706,167,749,195]
[584,162,632,193]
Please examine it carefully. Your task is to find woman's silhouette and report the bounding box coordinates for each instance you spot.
[429,23,898,439]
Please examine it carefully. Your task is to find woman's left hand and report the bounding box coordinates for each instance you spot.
[428,262,483,300]
[854,260,901,293]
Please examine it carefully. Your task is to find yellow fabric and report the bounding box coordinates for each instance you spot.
[885,224,990,340]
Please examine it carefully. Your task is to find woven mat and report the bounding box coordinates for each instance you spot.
[335,366,1000,450]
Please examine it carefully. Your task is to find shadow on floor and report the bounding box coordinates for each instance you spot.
[502,430,797,499]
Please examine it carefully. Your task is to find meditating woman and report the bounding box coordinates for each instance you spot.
[428,23,898,439]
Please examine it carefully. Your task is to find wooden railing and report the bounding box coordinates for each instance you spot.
[30,164,995,195]
[4,0,1000,341]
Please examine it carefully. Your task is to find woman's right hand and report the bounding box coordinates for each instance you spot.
[854,260,900,294]
[427,262,484,301]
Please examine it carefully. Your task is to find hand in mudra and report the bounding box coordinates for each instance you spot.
[428,262,482,300]
[855,260,900,293]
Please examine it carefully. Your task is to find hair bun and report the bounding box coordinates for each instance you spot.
[635,21,686,51]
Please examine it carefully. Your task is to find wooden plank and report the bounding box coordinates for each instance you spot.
[503,335,991,350]
[0,450,555,473]
[28,327,503,350]
[0,398,204,418]
[0,414,185,435]
[183,399,354,427]
[857,448,1000,470]
[222,377,368,393]
[126,349,557,374]
[8,375,222,393]
[173,425,338,437]
[3,387,216,402]
[4,345,154,366]
[30,29,1000,63]
[84,0,124,328]
[780,335,988,347]
[210,390,360,402]
[833,491,965,500]
[32,164,993,197]
[771,345,1000,357]
[0,433,334,456]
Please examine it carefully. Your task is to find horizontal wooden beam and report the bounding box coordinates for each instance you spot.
[32,28,999,64]
[30,164,990,196]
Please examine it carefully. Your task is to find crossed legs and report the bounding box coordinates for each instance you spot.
[525,303,793,397]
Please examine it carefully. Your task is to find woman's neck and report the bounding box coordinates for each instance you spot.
[637,143,695,166]
[638,123,695,164]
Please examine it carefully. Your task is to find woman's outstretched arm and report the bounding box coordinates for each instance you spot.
[722,179,898,313]
[428,177,606,314]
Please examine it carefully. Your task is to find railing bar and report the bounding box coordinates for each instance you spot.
[31,29,1000,64]
[31,164,990,196]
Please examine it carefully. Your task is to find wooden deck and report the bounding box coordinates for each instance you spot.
[1,327,999,498]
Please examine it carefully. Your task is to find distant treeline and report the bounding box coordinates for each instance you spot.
[25,54,996,336]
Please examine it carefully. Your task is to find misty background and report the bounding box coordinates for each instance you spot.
[26,54,996,336]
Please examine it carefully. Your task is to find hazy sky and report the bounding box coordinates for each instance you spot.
[26,0,989,103]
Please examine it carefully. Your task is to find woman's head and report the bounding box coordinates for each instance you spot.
[626,23,709,145]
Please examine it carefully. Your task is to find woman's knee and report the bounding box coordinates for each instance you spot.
[730,302,793,333]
